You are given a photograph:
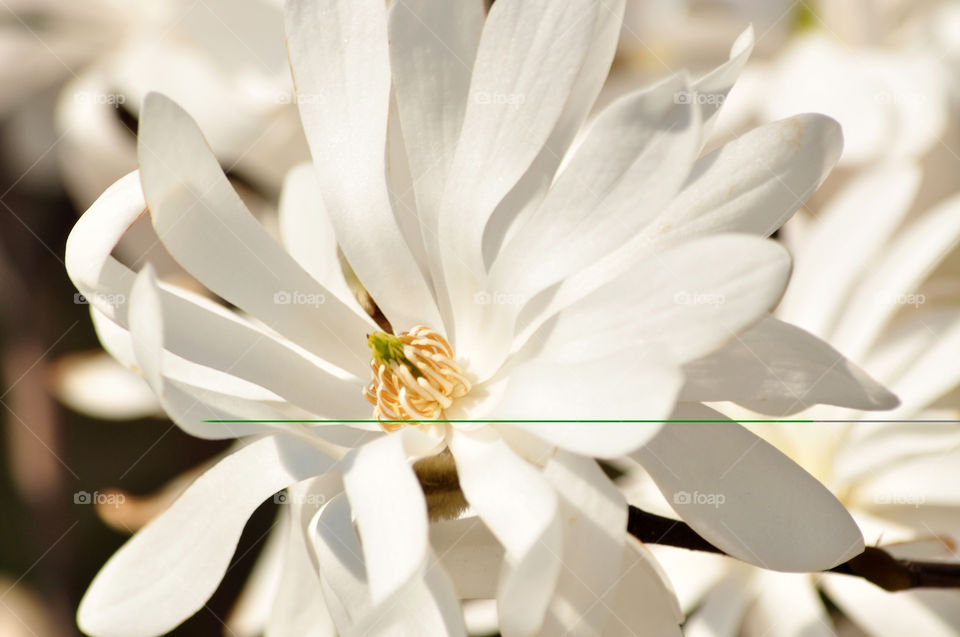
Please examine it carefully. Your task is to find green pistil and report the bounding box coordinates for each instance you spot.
[367,332,423,378]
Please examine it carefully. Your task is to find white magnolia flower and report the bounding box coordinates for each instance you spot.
[66,0,898,635]
[627,162,960,636]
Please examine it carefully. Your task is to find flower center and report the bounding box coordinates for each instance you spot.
[363,326,471,431]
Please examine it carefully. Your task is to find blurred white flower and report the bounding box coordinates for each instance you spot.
[627,162,960,635]
[66,0,900,635]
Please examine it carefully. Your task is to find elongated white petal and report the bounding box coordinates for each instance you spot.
[600,539,683,637]
[491,73,701,301]
[450,429,561,636]
[831,192,960,358]
[66,173,368,421]
[266,477,341,637]
[491,353,679,458]
[681,316,898,414]
[439,0,602,342]
[138,93,373,378]
[482,0,626,262]
[310,495,465,636]
[342,434,428,604]
[683,573,754,637]
[78,435,338,637]
[284,0,441,330]
[777,163,920,335]
[631,404,864,571]
[693,26,755,141]
[278,163,365,313]
[388,0,483,274]
[537,452,627,636]
[523,235,790,367]
[129,268,366,451]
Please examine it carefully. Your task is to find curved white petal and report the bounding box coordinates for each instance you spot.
[278,163,365,313]
[631,404,864,571]
[309,494,465,636]
[693,26,755,142]
[513,114,841,338]
[450,428,561,636]
[537,452,627,636]
[388,0,483,281]
[491,353,680,458]
[66,173,367,421]
[342,434,429,604]
[523,234,790,368]
[491,73,701,302]
[138,93,373,378]
[600,539,683,637]
[831,192,960,359]
[78,435,338,637]
[439,0,604,343]
[284,0,441,330]
[680,316,899,414]
[743,571,832,637]
[777,163,920,335]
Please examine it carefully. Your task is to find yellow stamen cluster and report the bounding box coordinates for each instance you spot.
[363,326,471,431]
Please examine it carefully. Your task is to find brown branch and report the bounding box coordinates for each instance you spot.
[627,505,960,591]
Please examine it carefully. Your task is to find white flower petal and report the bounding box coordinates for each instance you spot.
[777,163,920,335]
[481,0,626,261]
[600,539,683,637]
[66,173,367,419]
[491,72,701,303]
[342,434,429,604]
[831,192,960,359]
[491,353,680,458]
[266,477,340,637]
[450,428,562,636]
[129,267,366,448]
[537,452,627,636]
[388,0,483,274]
[439,0,604,340]
[284,0,441,330]
[523,234,790,367]
[138,93,373,378]
[631,404,864,571]
[78,435,338,637]
[680,316,898,414]
[310,494,465,636]
[683,573,754,637]
[278,163,366,313]
[692,25,755,142]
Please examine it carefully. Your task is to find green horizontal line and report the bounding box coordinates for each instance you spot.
[202,419,960,424]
